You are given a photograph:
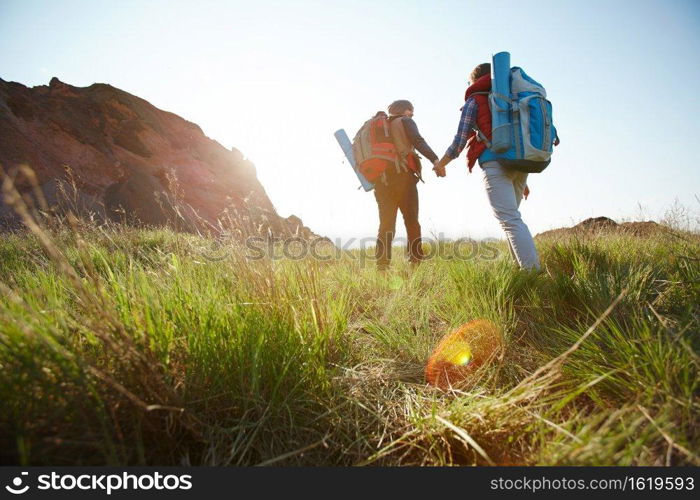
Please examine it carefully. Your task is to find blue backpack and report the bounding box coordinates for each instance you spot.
[480,66,559,173]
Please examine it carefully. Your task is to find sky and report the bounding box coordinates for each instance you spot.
[1,0,699,243]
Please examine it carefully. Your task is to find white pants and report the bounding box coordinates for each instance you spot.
[481,161,540,271]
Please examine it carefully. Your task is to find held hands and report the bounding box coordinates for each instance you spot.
[432,157,449,178]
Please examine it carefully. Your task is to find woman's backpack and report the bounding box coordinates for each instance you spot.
[482,58,559,173]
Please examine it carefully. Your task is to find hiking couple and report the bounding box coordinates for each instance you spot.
[373,62,544,272]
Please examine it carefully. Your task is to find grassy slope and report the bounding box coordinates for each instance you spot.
[0,222,698,466]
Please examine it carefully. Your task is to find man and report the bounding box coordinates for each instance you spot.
[374,100,440,271]
[433,63,544,271]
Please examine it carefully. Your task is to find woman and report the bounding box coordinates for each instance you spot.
[433,64,542,271]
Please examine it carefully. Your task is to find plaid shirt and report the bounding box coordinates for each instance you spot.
[445,97,478,160]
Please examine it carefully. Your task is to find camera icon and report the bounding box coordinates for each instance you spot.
[5,472,29,495]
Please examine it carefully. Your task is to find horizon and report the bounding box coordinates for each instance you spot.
[2,0,699,241]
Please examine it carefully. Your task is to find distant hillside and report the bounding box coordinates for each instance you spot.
[0,77,318,239]
[536,216,666,239]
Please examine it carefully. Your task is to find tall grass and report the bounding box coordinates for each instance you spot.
[0,194,698,465]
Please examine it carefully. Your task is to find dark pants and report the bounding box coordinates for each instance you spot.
[374,169,423,270]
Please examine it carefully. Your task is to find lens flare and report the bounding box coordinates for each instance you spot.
[441,341,472,366]
[425,319,503,389]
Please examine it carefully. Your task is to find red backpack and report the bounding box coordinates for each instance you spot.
[351,111,400,183]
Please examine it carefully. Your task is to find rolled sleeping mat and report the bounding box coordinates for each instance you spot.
[490,51,511,154]
[334,129,374,192]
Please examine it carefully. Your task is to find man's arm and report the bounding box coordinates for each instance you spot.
[402,118,438,163]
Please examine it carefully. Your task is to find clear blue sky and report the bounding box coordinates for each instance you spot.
[2,0,699,242]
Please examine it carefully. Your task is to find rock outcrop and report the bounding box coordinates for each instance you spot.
[0,76,319,240]
[103,170,198,232]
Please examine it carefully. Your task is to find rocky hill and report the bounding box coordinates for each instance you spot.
[0,76,318,239]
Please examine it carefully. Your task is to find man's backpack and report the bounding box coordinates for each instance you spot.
[481,66,559,173]
[351,111,400,183]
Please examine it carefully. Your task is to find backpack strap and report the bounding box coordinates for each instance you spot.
[473,125,492,149]
[466,92,492,148]
[389,117,413,174]
[414,163,425,184]
[488,92,513,115]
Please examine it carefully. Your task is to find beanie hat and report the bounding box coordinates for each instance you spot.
[387,100,413,117]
